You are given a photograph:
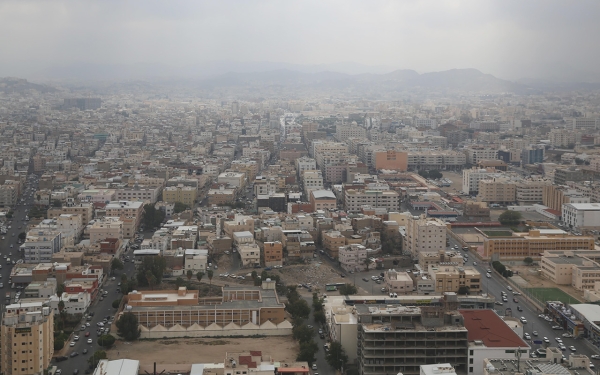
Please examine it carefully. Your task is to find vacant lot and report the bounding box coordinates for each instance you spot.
[109,336,299,364]
[524,287,581,305]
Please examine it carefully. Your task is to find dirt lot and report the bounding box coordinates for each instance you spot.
[275,261,346,292]
[109,336,299,364]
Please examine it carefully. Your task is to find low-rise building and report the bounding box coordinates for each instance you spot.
[263,241,283,267]
[383,269,413,294]
[322,230,346,259]
[429,264,481,294]
[339,244,368,272]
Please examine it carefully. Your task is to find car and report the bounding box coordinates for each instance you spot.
[507,286,513,291]
[83,349,88,354]
[552,325,563,330]
[513,298,519,303]
[590,363,595,369]
[591,355,600,360]
[473,262,477,266]
[307,325,313,329]
[530,353,538,358]
[517,306,523,311]
[56,369,63,374]
[555,337,562,342]
[381,287,386,292]
[362,278,369,282]
[513,292,522,296]
[69,341,75,347]
[97,322,104,327]
[312,364,317,370]
[70,352,79,358]
[73,370,79,375]
[539,314,546,318]
[520,317,527,324]
[524,333,531,340]
[73,335,79,341]
[85,332,90,337]
[570,346,577,351]
[55,356,69,362]
[563,333,574,338]
[495,301,504,306]
[543,337,550,343]
[559,344,567,351]
[486,273,492,278]
[87,339,92,344]
[86,322,90,327]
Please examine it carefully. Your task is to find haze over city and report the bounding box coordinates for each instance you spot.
[1,0,599,82]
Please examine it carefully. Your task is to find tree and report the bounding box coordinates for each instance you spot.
[145,270,157,290]
[174,202,190,213]
[207,270,214,294]
[313,310,326,325]
[325,342,348,371]
[524,257,534,266]
[175,277,186,287]
[58,300,65,315]
[292,323,314,343]
[338,284,358,296]
[116,312,141,341]
[364,258,373,271]
[429,170,443,179]
[112,298,122,309]
[88,350,107,367]
[135,256,167,287]
[186,269,193,281]
[52,199,62,208]
[286,298,311,320]
[296,340,319,363]
[418,170,429,179]
[111,258,124,274]
[196,271,204,283]
[458,286,470,295]
[54,338,65,350]
[18,232,26,241]
[143,204,165,229]
[98,334,115,348]
[498,210,522,226]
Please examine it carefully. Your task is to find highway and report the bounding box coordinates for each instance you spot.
[447,236,600,362]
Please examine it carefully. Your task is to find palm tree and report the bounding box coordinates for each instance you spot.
[364,258,373,271]
[196,271,204,283]
[207,270,214,296]
[186,269,193,281]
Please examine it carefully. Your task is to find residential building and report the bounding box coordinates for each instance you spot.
[282,230,315,259]
[163,185,197,207]
[263,241,283,267]
[543,185,590,212]
[207,186,235,206]
[477,178,516,204]
[374,150,408,171]
[405,215,447,258]
[1,302,54,375]
[217,172,246,188]
[47,203,94,226]
[295,157,316,177]
[515,180,549,205]
[554,168,585,185]
[344,189,399,212]
[301,170,324,196]
[549,128,577,148]
[563,203,600,229]
[21,230,62,263]
[462,168,503,195]
[184,249,208,272]
[572,118,599,131]
[88,217,123,244]
[322,230,346,259]
[383,269,413,294]
[483,229,594,260]
[429,264,481,294]
[104,201,144,236]
[339,244,368,272]
[463,147,499,165]
[463,202,490,218]
[115,185,161,203]
[335,124,366,141]
[238,242,261,267]
[418,250,465,268]
[309,189,337,212]
[0,184,17,207]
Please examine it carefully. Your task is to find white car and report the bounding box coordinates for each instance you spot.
[87,339,92,344]
[69,341,75,347]
[570,346,577,351]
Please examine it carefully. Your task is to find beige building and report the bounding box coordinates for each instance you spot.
[478,178,516,204]
[207,186,235,206]
[515,180,550,205]
[344,189,399,212]
[1,302,54,375]
[238,242,261,267]
[405,215,447,257]
[322,230,347,259]
[483,229,595,260]
[418,250,465,268]
[543,185,589,212]
[88,217,123,244]
[163,185,197,206]
[339,244,368,272]
[104,201,143,235]
[383,269,414,294]
[541,250,600,291]
[47,203,94,226]
[429,264,482,294]
[263,241,283,267]
[217,171,246,188]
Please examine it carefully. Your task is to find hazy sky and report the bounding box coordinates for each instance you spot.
[1,0,598,80]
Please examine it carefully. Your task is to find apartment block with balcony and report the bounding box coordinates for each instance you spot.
[162,185,197,207]
[88,217,123,244]
[263,241,283,266]
[405,215,447,258]
[1,302,54,375]
[344,189,399,212]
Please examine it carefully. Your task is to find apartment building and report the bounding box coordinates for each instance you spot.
[572,118,599,131]
[310,189,337,212]
[463,147,499,165]
[429,264,481,294]
[462,168,504,195]
[477,178,516,204]
[335,124,366,141]
[21,230,62,263]
[238,242,261,267]
[207,186,235,206]
[301,170,324,195]
[322,230,347,259]
[0,184,17,207]
[47,203,94,226]
[483,229,594,260]
[282,230,315,259]
[515,180,549,205]
[554,168,585,185]
[163,185,197,206]
[563,203,600,229]
[344,189,399,212]
[339,244,368,272]
[418,250,465,268]
[543,185,589,212]
[88,217,124,243]
[104,201,144,235]
[1,302,54,375]
[548,128,577,148]
[115,185,161,203]
[217,172,246,188]
[405,215,447,257]
[357,302,468,375]
[374,150,408,171]
[295,156,317,177]
[263,241,283,267]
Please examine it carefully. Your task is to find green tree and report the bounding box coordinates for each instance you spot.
[286,298,311,320]
[145,270,157,289]
[18,232,26,241]
[498,210,522,225]
[296,340,319,363]
[429,170,443,179]
[325,342,348,371]
[174,202,190,213]
[88,350,107,367]
[313,310,326,325]
[196,271,204,283]
[292,323,314,343]
[116,312,141,341]
[98,334,115,348]
[175,277,186,287]
[364,258,373,271]
[57,283,65,295]
[112,298,122,309]
[135,256,167,287]
[418,170,429,179]
[111,258,124,275]
[338,284,358,296]
[52,199,62,208]
[186,269,193,281]
[458,286,470,295]
[143,204,165,229]
[524,257,534,266]
[54,338,65,350]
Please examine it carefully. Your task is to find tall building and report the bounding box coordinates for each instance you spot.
[1,302,54,375]
[521,146,544,165]
[572,118,598,131]
[405,215,447,257]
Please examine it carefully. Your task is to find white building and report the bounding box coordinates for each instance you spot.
[344,189,399,212]
[238,242,261,267]
[49,292,91,315]
[21,230,63,263]
[184,249,208,272]
[295,157,317,177]
[339,244,368,272]
[462,168,504,195]
[563,203,600,229]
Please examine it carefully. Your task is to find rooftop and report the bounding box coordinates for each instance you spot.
[459,309,528,348]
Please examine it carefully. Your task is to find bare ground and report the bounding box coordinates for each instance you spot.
[511,265,585,302]
[108,336,299,364]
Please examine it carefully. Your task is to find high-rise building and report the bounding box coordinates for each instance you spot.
[1,302,54,375]
[405,215,447,257]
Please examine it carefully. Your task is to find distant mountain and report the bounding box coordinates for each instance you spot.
[0,77,57,93]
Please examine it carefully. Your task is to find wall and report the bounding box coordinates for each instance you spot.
[138,321,292,339]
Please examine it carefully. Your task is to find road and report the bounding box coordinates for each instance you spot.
[302,294,331,375]
[447,236,600,361]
